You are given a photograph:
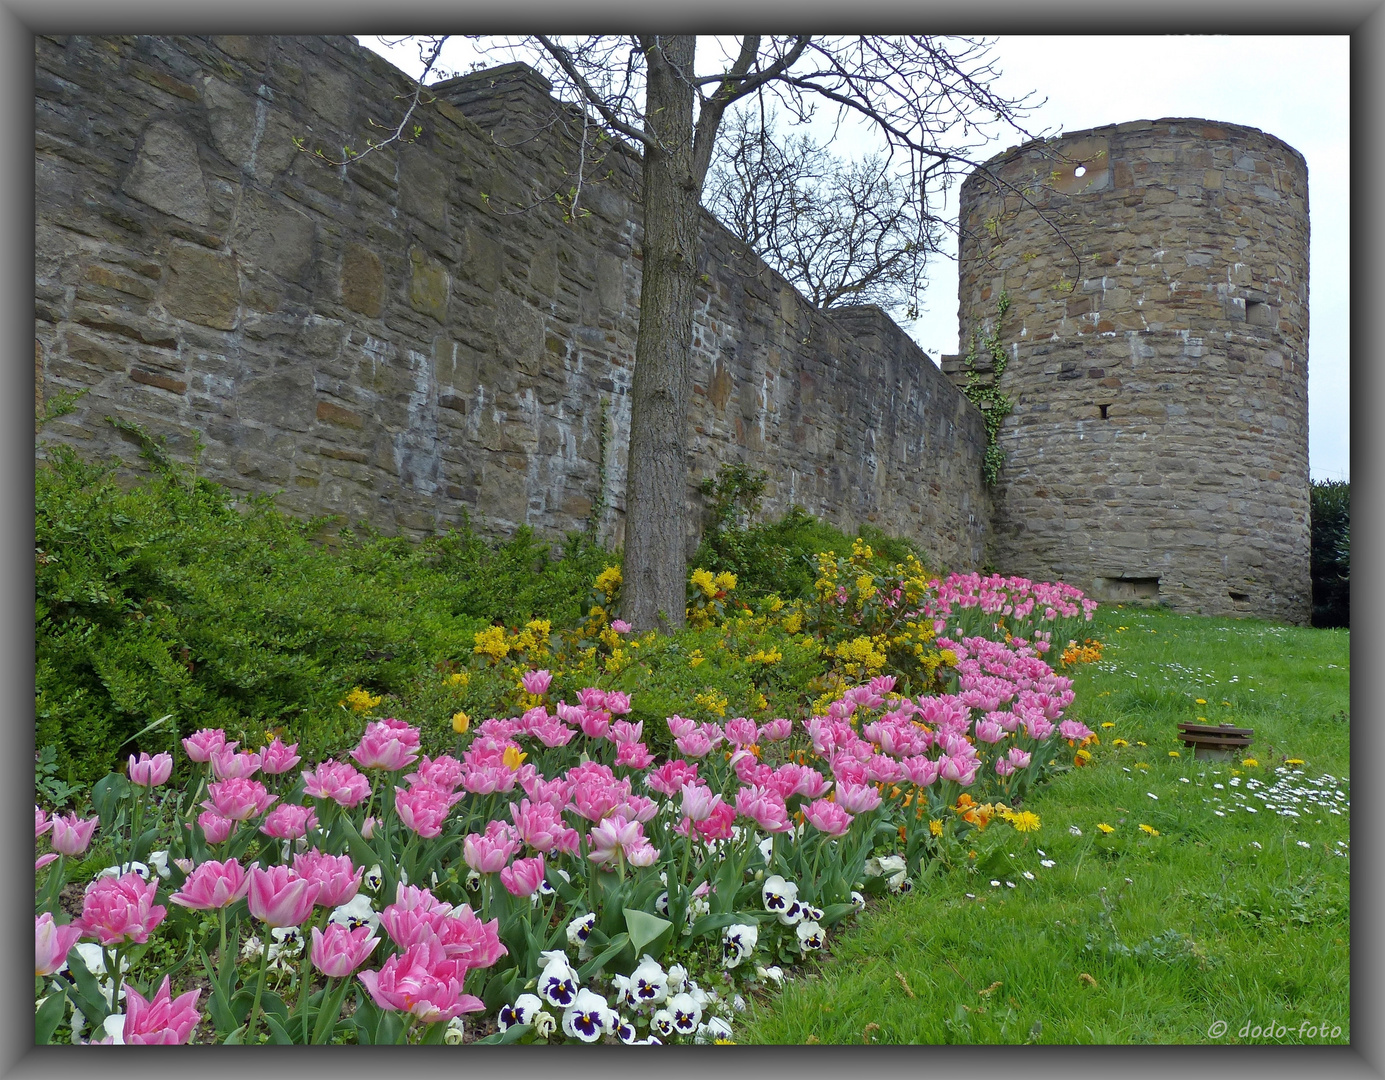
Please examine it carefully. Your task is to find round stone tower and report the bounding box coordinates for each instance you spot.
[950,118,1310,623]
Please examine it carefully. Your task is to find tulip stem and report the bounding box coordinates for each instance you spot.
[243,935,273,1043]
[309,977,348,1045]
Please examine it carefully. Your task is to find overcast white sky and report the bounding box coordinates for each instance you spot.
[359,35,1349,482]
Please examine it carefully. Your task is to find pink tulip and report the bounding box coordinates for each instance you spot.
[674,729,715,758]
[394,784,463,839]
[1058,719,1094,742]
[577,687,608,711]
[691,801,736,842]
[310,922,379,978]
[403,754,464,793]
[509,799,567,853]
[608,719,644,745]
[196,811,237,844]
[760,717,793,742]
[665,714,697,740]
[577,710,611,740]
[247,865,321,928]
[35,805,51,839]
[35,913,83,977]
[293,851,364,908]
[835,781,882,814]
[586,815,645,868]
[994,757,1016,777]
[361,816,379,839]
[614,742,655,769]
[462,763,518,795]
[77,872,167,946]
[521,669,552,697]
[724,717,759,746]
[128,752,173,787]
[49,812,98,857]
[209,746,262,781]
[900,755,942,788]
[571,778,628,823]
[357,939,485,1024]
[1007,747,1033,770]
[259,737,302,775]
[350,719,421,771]
[804,798,854,837]
[499,854,546,897]
[605,691,632,715]
[625,841,659,867]
[36,853,58,873]
[463,821,521,873]
[530,717,578,748]
[611,619,632,633]
[644,759,699,796]
[121,975,202,1044]
[181,728,229,763]
[302,759,371,808]
[734,786,792,833]
[169,858,250,910]
[202,777,276,822]
[680,783,723,823]
[259,803,318,840]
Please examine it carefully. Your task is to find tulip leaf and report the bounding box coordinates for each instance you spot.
[578,931,629,979]
[330,813,382,882]
[475,1022,532,1044]
[264,1011,294,1045]
[688,911,762,939]
[199,948,237,1034]
[481,967,523,1013]
[222,1024,248,1045]
[820,902,857,928]
[90,773,130,830]
[63,947,110,1027]
[623,908,673,959]
[130,824,162,864]
[36,988,68,1045]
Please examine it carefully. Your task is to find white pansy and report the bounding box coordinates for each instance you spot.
[722,923,758,969]
[532,1010,557,1039]
[731,994,747,1013]
[665,963,688,995]
[465,869,481,893]
[696,1015,735,1043]
[100,1013,126,1045]
[329,894,380,933]
[651,1009,676,1039]
[655,891,670,916]
[146,850,172,879]
[630,954,670,1005]
[537,951,579,1008]
[761,874,799,915]
[363,864,384,892]
[566,912,596,948]
[562,988,615,1042]
[802,903,824,922]
[443,1017,465,1044]
[758,837,774,863]
[97,861,150,882]
[850,890,866,912]
[497,993,543,1030]
[755,964,784,985]
[796,920,825,951]
[668,991,702,1035]
[616,1016,641,1044]
[240,934,264,962]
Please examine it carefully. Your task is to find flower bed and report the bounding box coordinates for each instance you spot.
[34,570,1098,1045]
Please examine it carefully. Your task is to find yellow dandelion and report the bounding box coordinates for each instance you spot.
[1139,824,1159,836]
[929,818,943,837]
[1136,741,1148,747]
[1112,738,1129,748]
[1101,722,1116,729]
[1096,823,1115,834]
[1008,810,1041,833]
[1241,758,1259,768]
[1195,698,1207,705]
[451,710,470,735]
[1168,751,1181,758]
[1285,758,1305,766]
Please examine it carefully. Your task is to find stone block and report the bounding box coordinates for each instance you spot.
[408,245,450,323]
[163,245,240,330]
[232,190,317,282]
[340,242,384,317]
[122,120,212,225]
[316,400,365,428]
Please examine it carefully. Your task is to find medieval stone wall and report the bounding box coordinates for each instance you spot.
[943,119,1310,623]
[35,35,990,570]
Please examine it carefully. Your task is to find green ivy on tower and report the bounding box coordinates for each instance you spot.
[961,291,1014,485]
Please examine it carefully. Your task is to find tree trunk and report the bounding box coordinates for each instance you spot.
[623,37,701,633]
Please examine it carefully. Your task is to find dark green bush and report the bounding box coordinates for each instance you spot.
[692,463,936,601]
[1310,479,1349,628]
[35,446,614,782]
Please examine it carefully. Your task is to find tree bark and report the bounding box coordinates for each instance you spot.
[623,36,701,633]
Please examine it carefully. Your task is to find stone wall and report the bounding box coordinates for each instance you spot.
[35,35,990,570]
[942,119,1310,623]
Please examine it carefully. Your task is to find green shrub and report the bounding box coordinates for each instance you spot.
[35,445,614,782]
[1310,479,1349,628]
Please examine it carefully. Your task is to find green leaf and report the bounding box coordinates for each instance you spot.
[118,712,175,749]
[623,908,673,959]
[688,911,762,939]
[130,824,162,864]
[578,932,629,979]
[63,947,110,1027]
[264,1011,295,1045]
[222,1023,248,1045]
[819,902,857,928]
[36,988,68,1044]
[475,1022,532,1044]
[90,773,130,830]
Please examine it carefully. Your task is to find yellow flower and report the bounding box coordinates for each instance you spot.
[594,565,623,597]
[1285,758,1305,766]
[690,568,717,598]
[1074,749,1092,766]
[502,746,527,771]
[1112,739,1129,748]
[929,819,943,836]
[688,649,705,668]
[939,649,958,667]
[1136,741,1147,747]
[341,687,382,713]
[782,610,804,634]
[1195,698,1207,705]
[1096,823,1115,834]
[1168,751,1181,758]
[451,711,471,735]
[472,626,511,661]
[1101,722,1116,729]
[1007,810,1041,833]
[1139,824,1159,836]
[713,571,737,594]
[1241,758,1259,768]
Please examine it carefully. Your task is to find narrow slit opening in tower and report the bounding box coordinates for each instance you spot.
[1245,301,1277,327]
[1095,576,1161,603]
[1099,403,1110,420]
[1228,590,1251,602]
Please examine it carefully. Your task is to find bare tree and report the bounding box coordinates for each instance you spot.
[360,36,1037,632]
[704,109,943,316]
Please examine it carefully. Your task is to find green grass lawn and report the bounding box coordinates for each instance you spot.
[741,604,1350,1045]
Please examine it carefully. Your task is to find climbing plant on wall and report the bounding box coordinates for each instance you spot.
[961,291,1013,485]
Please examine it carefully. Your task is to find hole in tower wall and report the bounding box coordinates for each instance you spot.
[1093,576,1161,603]
[1228,590,1250,602]
[1098,404,1109,420]
[1245,301,1277,327]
